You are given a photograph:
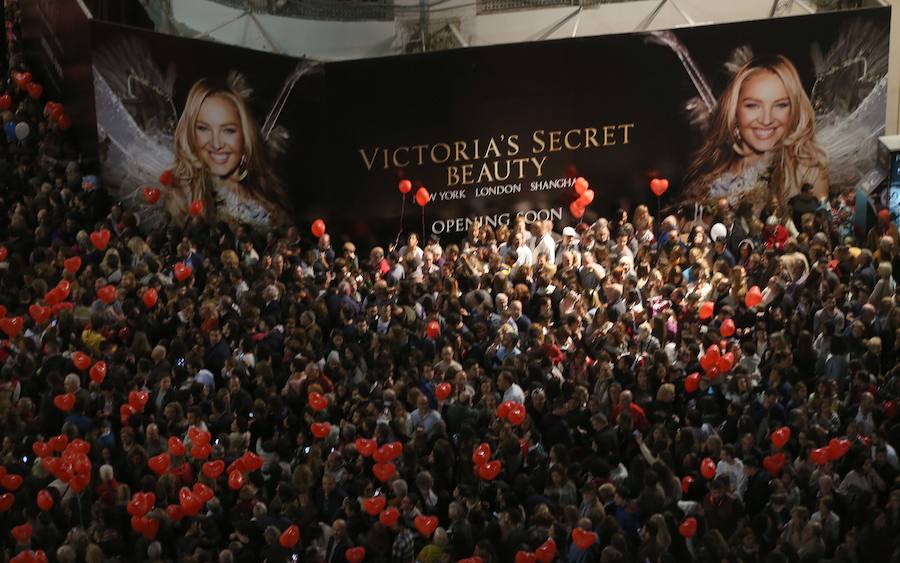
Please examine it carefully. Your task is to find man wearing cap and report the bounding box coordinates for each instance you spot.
[556,226,579,266]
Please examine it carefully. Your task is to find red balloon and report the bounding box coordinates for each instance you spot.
[57,114,71,130]
[415,515,438,537]
[168,436,186,457]
[698,301,715,320]
[478,460,502,481]
[372,462,396,482]
[63,256,81,274]
[507,403,526,426]
[279,525,300,548]
[745,286,763,308]
[189,200,204,217]
[363,495,386,516]
[308,392,328,412]
[415,187,430,207]
[386,442,403,460]
[373,445,392,464]
[37,489,53,511]
[577,189,595,207]
[129,390,149,411]
[569,200,585,219]
[571,528,596,550]
[496,401,512,419]
[345,547,366,563]
[202,460,225,479]
[142,288,158,309]
[515,552,536,563]
[681,475,694,494]
[120,404,136,425]
[97,285,116,305]
[0,493,14,511]
[142,187,161,205]
[379,507,400,526]
[827,438,850,461]
[763,453,786,476]
[69,439,91,455]
[90,229,111,250]
[12,523,33,544]
[159,169,174,186]
[0,247,6,262]
[398,179,412,194]
[535,539,557,563]
[72,351,91,371]
[0,316,23,338]
[716,352,735,374]
[678,517,697,538]
[29,304,50,325]
[0,95,10,109]
[720,318,735,337]
[472,443,492,467]
[32,442,50,458]
[26,82,43,100]
[53,393,75,412]
[49,106,64,122]
[354,438,376,457]
[435,382,451,401]
[188,427,212,446]
[89,361,107,384]
[311,422,331,439]
[48,435,68,452]
[770,426,791,449]
[166,504,184,522]
[684,373,700,393]
[173,263,193,282]
[700,457,716,479]
[12,71,32,89]
[574,177,589,195]
[311,219,326,238]
[649,178,669,197]
[148,453,171,475]
[2,474,23,491]
[228,470,245,490]
[192,482,214,503]
[190,443,211,460]
[425,319,440,339]
[241,451,263,472]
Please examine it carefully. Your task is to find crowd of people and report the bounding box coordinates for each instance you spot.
[3,2,900,563]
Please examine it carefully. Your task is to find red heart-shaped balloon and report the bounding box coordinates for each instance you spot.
[29,304,50,325]
[202,460,225,479]
[435,382,452,401]
[373,445,392,464]
[415,515,438,537]
[681,475,694,494]
[148,453,171,475]
[355,438,376,457]
[649,178,669,197]
[32,441,50,458]
[241,451,263,472]
[0,317,24,338]
[191,443,212,460]
[535,538,556,563]
[142,187,161,205]
[311,219,326,238]
[763,453,786,476]
[173,263,193,282]
[279,525,300,548]
[188,427,211,446]
[72,351,91,371]
[471,443,491,467]
[415,187,430,207]
[166,504,184,522]
[478,460,502,481]
[745,286,763,308]
[89,361,107,384]
[515,552,536,563]
[678,517,697,538]
[574,177,588,195]
[62,256,81,274]
[142,288,158,309]
[53,393,75,412]
[129,390,149,411]
[120,404,136,425]
[189,200,204,217]
[372,462,396,482]
[192,482,214,503]
[0,493,14,511]
[577,189,595,207]
[308,392,328,412]
[90,229,111,250]
[684,373,700,393]
[700,457,716,479]
[345,547,366,563]
[159,169,174,186]
[311,422,331,439]
[386,442,403,460]
[228,470,245,490]
[12,523,32,544]
[26,82,43,100]
[569,200,585,219]
[379,507,400,526]
[398,179,412,194]
[97,285,117,305]
[827,438,850,461]
[571,528,596,550]
[69,439,91,455]
[12,71,32,89]
[168,437,186,457]
[496,401,512,419]
[507,404,526,425]
[36,489,53,511]
[363,495,386,516]
[49,435,68,452]
[2,474,23,491]
[770,426,791,449]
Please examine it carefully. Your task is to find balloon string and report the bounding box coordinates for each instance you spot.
[421,206,426,243]
[395,194,406,250]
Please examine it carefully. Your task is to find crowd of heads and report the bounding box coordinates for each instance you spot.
[2,3,900,563]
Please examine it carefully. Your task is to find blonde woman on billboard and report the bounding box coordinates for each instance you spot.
[683,55,828,212]
[165,72,291,227]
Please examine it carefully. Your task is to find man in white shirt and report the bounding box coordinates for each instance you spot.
[715,444,747,498]
[533,220,556,266]
[498,370,525,404]
[512,232,533,270]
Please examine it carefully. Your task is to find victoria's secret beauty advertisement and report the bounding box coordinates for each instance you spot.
[89,6,889,241]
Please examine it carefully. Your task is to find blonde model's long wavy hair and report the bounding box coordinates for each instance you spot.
[683,55,826,204]
[173,72,288,221]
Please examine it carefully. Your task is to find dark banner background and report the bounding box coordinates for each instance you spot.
[89,7,889,243]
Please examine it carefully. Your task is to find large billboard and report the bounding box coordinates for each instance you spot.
[91,7,890,242]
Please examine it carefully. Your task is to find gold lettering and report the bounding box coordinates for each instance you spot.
[512,158,529,177]
[603,126,617,146]
[359,148,379,171]
[476,162,494,184]
[484,138,501,160]
[461,163,474,184]
[447,166,460,186]
[619,123,634,144]
[507,134,519,156]
[549,131,562,152]
[531,156,546,177]
[412,145,427,165]
[454,141,469,162]
[392,146,410,168]
[584,128,599,148]
[493,160,510,182]
[532,130,546,153]
[564,130,581,150]
[431,143,451,164]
